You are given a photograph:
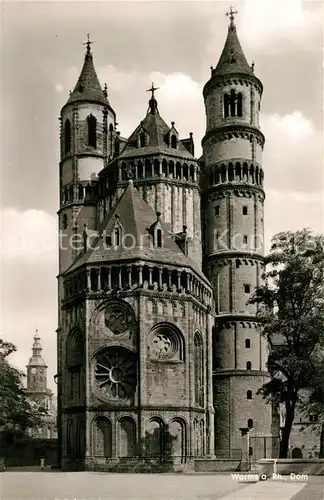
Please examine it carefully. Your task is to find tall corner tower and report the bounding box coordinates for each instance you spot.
[57,36,116,467]
[58,36,116,277]
[201,9,271,459]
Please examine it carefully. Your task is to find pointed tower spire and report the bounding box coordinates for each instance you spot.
[32,329,42,357]
[65,35,110,107]
[212,6,253,76]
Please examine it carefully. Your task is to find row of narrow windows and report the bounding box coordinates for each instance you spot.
[64,266,210,303]
[216,336,251,348]
[209,162,264,187]
[214,231,251,251]
[224,90,243,118]
[215,205,248,216]
[214,360,254,370]
[120,160,197,182]
[61,183,97,206]
[139,132,177,149]
[103,228,162,249]
[64,114,107,154]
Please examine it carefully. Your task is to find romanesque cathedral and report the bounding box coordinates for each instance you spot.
[57,11,272,470]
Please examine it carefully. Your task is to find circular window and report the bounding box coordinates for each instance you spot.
[151,332,173,357]
[104,304,133,335]
[148,324,182,360]
[94,347,136,399]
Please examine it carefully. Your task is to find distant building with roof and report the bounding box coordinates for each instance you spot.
[26,332,57,440]
[57,11,273,471]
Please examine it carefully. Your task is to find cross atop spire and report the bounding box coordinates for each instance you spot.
[83,33,93,55]
[226,5,238,23]
[146,82,159,100]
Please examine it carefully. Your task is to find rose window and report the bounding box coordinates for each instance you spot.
[94,347,136,399]
[152,333,172,357]
[149,324,182,360]
[104,304,132,335]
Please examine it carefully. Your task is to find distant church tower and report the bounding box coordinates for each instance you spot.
[201,8,271,457]
[27,331,48,395]
[26,332,56,439]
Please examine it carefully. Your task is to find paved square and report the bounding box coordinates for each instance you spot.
[1,472,323,500]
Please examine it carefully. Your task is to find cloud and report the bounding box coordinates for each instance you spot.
[95,66,205,146]
[265,189,323,252]
[261,111,323,193]
[55,83,64,93]
[206,0,323,61]
[239,0,323,52]
[1,208,57,262]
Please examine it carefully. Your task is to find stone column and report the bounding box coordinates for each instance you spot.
[138,265,143,287]
[107,268,111,290]
[118,268,122,289]
[168,270,172,290]
[86,269,91,291]
[177,271,181,292]
[97,268,101,291]
[127,265,132,288]
[186,272,191,293]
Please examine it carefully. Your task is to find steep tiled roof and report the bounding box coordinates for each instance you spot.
[213,20,253,76]
[65,49,111,108]
[118,98,194,160]
[66,181,205,280]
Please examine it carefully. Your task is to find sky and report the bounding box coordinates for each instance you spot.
[1,0,323,393]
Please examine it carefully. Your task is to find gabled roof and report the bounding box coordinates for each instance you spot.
[117,97,195,161]
[66,180,205,279]
[64,47,112,109]
[213,19,253,77]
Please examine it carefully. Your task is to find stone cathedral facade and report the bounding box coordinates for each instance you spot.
[57,13,272,471]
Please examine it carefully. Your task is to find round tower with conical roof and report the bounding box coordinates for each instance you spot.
[57,36,117,468]
[201,9,271,459]
[58,37,116,275]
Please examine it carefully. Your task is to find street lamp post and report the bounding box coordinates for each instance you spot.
[240,427,251,471]
[53,373,61,469]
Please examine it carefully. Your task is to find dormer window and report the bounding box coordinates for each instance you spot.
[139,132,146,148]
[156,229,162,248]
[87,114,97,148]
[114,227,120,246]
[171,134,177,148]
[151,213,164,248]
